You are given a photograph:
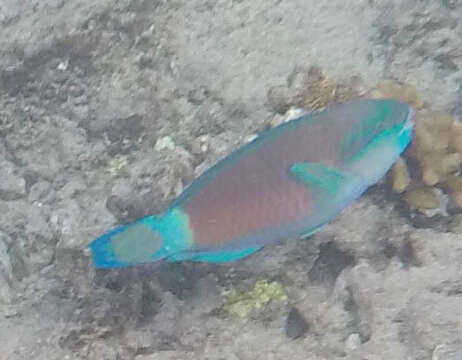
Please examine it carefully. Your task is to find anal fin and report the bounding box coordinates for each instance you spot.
[167,246,261,263]
[299,223,327,239]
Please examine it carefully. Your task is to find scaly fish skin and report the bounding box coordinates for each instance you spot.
[90,99,414,268]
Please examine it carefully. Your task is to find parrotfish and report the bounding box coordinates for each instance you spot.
[90,99,415,268]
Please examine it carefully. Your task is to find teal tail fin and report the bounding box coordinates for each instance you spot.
[167,245,261,263]
[89,216,165,269]
[89,224,132,268]
[89,208,194,268]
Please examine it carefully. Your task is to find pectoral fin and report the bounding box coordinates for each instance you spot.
[289,162,352,196]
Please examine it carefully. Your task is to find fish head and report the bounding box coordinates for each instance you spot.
[341,99,415,185]
[378,99,415,153]
[341,99,415,158]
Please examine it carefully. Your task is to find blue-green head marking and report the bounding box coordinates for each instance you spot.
[340,99,415,186]
[341,99,415,160]
[89,209,192,268]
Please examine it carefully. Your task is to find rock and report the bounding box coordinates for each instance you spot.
[151,292,182,336]
[105,114,145,155]
[433,343,462,360]
[88,340,128,360]
[155,136,176,151]
[0,158,26,201]
[190,135,209,155]
[344,333,362,353]
[124,329,155,354]
[338,261,375,343]
[106,192,147,224]
[267,85,292,114]
[407,294,462,353]
[285,307,309,340]
[308,241,355,286]
[50,200,83,249]
[24,205,56,271]
[287,66,307,94]
[188,86,210,105]
[67,104,89,122]
[0,233,13,304]
[449,214,462,233]
[0,232,12,273]
[136,53,154,69]
[135,351,191,360]
[28,180,53,204]
[8,238,28,281]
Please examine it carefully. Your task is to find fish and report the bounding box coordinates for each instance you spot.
[89,98,415,268]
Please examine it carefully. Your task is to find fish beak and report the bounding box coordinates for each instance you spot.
[399,106,415,137]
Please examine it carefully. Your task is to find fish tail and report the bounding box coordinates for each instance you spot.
[89,215,166,269]
[89,223,134,268]
[89,208,193,268]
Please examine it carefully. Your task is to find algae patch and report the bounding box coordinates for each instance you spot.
[106,155,128,176]
[224,279,288,319]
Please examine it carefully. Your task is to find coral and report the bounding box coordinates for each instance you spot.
[449,120,462,153]
[409,110,462,186]
[224,279,288,319]
[296,66,359,111]
[367,80,424,110]
[368,80,462,213]
[403,185,440,211]
[267,66,359,116]
[391,158,411,193]
[442,175,462,208]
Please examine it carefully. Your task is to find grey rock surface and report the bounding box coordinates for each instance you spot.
[1,0,462,359]
[0,157,26,201]
[0,232,14,304]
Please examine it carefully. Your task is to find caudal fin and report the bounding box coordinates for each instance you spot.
[89,216,165,269]
[89,225,132,268]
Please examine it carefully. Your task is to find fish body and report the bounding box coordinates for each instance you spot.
[90,99,415,268]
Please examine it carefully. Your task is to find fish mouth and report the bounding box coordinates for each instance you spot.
[398,105,415,137]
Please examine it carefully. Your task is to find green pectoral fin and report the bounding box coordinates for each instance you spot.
[290,162,353,196]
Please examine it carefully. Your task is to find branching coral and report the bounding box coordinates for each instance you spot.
[368,80,424,110]
[391,157,411,193]
[443,175,462,208]
[267,65,359,116]
[369,80,462,212]
[295,66,359,111]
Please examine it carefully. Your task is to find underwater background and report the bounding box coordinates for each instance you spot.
[0,0,461,359]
